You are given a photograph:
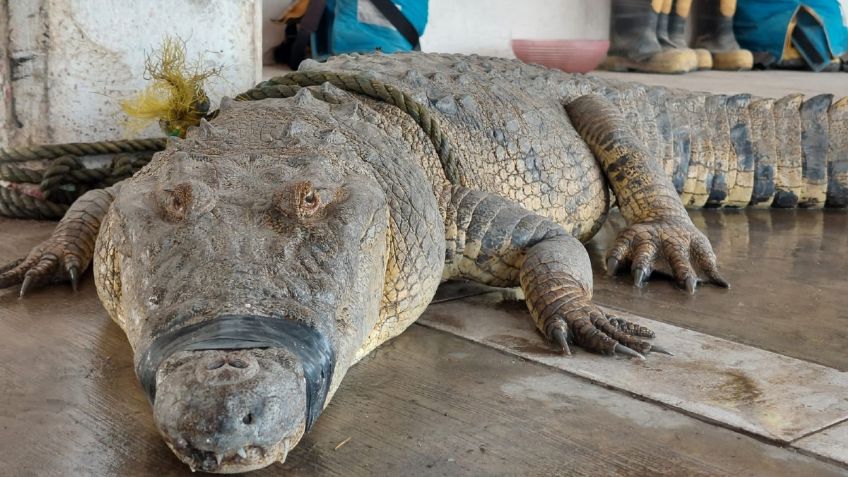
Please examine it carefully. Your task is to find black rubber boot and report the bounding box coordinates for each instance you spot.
[655,0,674,48]
[602,0,697,74]
[664,0,712,69]
[693,0,753,70]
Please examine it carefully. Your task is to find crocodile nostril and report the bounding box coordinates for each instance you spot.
[206,359,226,370]
[228,358,249,369]
[242,413,255,425]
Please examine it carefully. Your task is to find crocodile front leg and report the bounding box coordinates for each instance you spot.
[0,184,120,296]
[444,186,662,357]
[566,94,728,292]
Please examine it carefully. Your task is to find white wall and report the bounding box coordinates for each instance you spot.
[420,0,610,57]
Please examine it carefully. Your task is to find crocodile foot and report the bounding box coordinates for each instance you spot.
[606,217,730,294]
[0,188,112,297]
[605,216,730,293]
[519,235,670,358]
[0,226,94,297]
[535,291,668,358]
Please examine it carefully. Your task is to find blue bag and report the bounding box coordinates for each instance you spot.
[735,0,848,70]
[316,0,427,57]
[274,0,428,69]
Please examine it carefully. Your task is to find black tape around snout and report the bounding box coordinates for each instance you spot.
[136,315,335,430]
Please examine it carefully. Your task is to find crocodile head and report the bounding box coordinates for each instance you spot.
[94,93,395,472]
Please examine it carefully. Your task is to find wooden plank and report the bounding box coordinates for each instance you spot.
[419,295,848,443]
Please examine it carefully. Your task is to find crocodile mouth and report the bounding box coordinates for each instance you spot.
[147,320,325,474]
[168,439,282,473]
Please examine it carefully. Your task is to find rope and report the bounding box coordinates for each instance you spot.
[0,163,43,183]
[236,71,460,184]
[0,152,152,218]
[38,154,151,202]
[0,138,166,163]
[1,153,151,191]
[0,186,69,220]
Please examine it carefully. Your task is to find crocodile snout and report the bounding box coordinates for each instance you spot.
[153,349,307,473]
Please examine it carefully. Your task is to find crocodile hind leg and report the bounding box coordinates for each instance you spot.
[566,94,728,293]
[0,185,120,296]
[444,186,665,358]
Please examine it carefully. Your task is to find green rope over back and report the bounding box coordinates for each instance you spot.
[235,71,460,184]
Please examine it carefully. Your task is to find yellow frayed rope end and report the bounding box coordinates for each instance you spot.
[120,36,221,138]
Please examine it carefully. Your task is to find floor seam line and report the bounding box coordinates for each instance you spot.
[790,416,848,443]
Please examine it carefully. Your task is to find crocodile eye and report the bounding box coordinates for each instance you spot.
[303,189,316,206]
[301,187,319,211]
[268,181,329,224]
[157,182,194,222]
[289,181,322,218]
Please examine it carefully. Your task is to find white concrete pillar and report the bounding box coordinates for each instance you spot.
[1,0,262,147]
[0,0,13,147]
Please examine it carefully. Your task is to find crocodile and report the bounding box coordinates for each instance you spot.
[1,52,846,473]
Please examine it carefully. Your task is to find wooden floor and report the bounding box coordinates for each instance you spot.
[2,70,848,476]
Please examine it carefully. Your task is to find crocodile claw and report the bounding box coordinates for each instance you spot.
[606,257,620,276]
[649,344,673,356]
[68,265,80,292]
[19,274,34,298]
[633,268,648,288]
[551,327,572,355]
[614,343,645,360]
[684,276,697,295]
[709,272,731,289]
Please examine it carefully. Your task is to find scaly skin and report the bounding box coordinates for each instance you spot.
[1,52,846,473]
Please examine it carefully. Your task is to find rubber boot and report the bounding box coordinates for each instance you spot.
[657,0,712,69]
[664,0,712,69]
[693,0,753,70]
[601,0,698,74]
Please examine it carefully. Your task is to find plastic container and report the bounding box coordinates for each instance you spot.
[511,39,610,73]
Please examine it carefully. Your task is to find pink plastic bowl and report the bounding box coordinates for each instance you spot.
[511,39,610,73]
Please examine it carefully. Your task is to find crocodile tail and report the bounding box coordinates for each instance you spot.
[771,94,804,207]
[590,77,848,209]
[826,96,848,207]
[797,93,834,207]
